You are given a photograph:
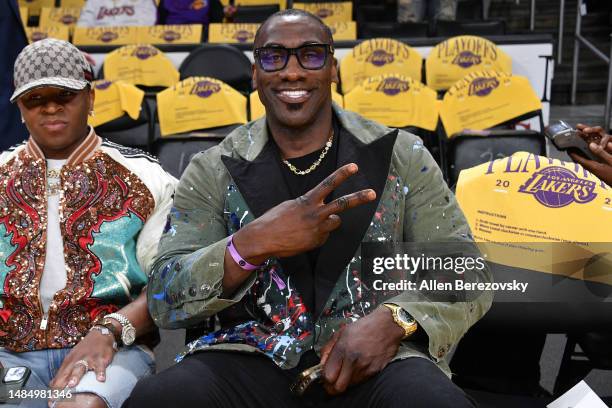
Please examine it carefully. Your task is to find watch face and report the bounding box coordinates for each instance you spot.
[398,309,414,325]
[123,327,136,346]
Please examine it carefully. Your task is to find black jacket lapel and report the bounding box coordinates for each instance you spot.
[313,128,399,316]
[221,144,316,313]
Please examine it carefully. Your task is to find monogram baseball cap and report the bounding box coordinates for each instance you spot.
[10,38,93,103]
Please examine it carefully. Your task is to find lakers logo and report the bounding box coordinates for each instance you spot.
[131,46,158,60]
[518,167,597,208]
[468,77,499,97]
[233,30,254,43]
[163,31,181,42]
[98,31,118,43]
[61,14,77,24]
[452,51,482,68]
[191,0,207,10]
[316,8,333,18]
[366,50,394,67]
[94,81,113,90]
[190,80,221,98]
[376,77,409,96]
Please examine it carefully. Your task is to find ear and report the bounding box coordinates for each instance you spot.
[331,56,339,84]
[88,87,95,110]
[251,63,258,91]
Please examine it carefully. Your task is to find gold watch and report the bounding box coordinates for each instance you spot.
[382,303,418,339]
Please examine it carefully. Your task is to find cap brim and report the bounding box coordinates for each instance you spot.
[10,77,89,103]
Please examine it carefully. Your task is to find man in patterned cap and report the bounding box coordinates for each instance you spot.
[0,38,176,408]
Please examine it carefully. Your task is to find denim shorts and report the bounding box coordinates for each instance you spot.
[0,345,155,408]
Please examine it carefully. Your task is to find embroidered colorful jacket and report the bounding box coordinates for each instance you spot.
[148,105,493,374]
[0,130,176,352]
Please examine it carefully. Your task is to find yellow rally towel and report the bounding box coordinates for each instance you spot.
[138,25,202,45]
[249,88,343,121]
[340,38,423,94]
[293,2,353,23]
[60,0,85,7]
[456,152,612,283]
[426,35,512,91]
[157,77,247,136]
[39,7,80,30]
[73,26,139,45]
[344,74,438,130]
[208,23,259,44]
[103,44,179,88]
[89,80,144,128]
[18,0,54,17]
[328,21,356,41]
[439,70,541,138]
[26,26,70,43]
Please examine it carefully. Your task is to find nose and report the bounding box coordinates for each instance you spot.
[40,98,63,114]
[279,53,306,81]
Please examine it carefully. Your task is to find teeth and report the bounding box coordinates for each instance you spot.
[280,90,308,99]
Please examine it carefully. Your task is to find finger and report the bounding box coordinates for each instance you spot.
[66,363,88,388]
[329,355,354,395]
[94,362,107,382]
[319,214,341,233]
[569,151,604,174]
[320,329,343,365]
[305,163,358,203]
[590,142,612,166]
[318,189,376,219]
[322,344,344,386]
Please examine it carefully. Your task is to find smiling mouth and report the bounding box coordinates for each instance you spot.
[276,89,311,104]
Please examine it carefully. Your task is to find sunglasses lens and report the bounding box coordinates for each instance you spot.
[258,48,289,72]
[297,45,327,69]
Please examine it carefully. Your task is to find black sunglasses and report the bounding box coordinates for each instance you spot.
[254,43,334,73]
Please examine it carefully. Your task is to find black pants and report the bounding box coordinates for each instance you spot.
[124,351,475,408]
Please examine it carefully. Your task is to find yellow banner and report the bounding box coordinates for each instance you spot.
[89,80,144,128]
[328,21,356,41]
[39,7,80,35]
[208,23,259,44]
[137,25,202,44]
[157,77,247,136]
[18,0,54,17]
[426,35,512,91]
[340,38,423,94]
[219,0,286,8]
[439,71,541,138]
[26,26,70,42]
[344,74,438,130]
[293,2,353,23]
[249,88,343,121]
[73,26,138,46]
[456,152,612,280]
[59,0,85,7]
[103,45,179,88]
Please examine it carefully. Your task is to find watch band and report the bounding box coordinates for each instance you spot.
[104,313,136,346]
[382,303,418,339]
[89,325,119,351]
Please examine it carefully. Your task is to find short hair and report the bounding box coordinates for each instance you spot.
[253,9,334,48]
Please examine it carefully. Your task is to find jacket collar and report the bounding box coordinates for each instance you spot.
[230,103,395,162]
[25,127,102,166]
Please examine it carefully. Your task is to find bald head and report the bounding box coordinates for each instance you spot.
[254,9,334,48]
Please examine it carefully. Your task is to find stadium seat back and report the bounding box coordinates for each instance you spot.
[434,20,506,37]
[360,22,429,39]
[233,5,280,23]
[179,44,253,94]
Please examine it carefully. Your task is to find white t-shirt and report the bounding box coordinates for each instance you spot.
[77,0,158,27]
[39,159,68,313]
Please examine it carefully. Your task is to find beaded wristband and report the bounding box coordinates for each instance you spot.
[227,234,262,271]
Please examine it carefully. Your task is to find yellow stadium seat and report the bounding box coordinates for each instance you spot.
[425,35,512,92]
[340,38,423,94]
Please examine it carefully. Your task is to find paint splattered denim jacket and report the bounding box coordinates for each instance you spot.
[148,105,493,374]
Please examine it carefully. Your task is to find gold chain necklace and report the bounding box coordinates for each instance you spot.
[282,131,333,176]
